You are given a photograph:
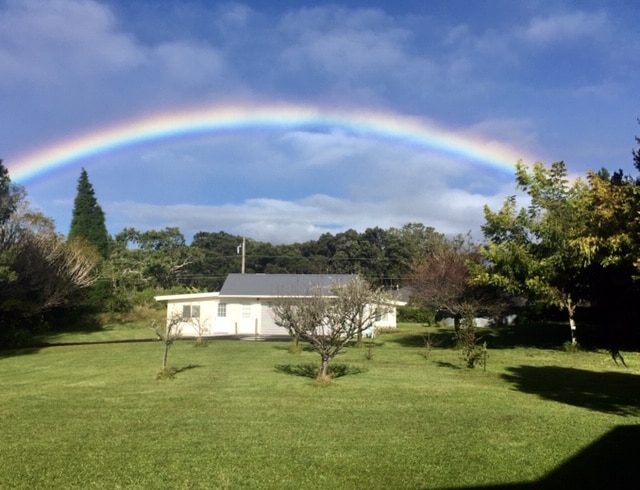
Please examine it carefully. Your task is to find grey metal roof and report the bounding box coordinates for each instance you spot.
[219,273,356,297]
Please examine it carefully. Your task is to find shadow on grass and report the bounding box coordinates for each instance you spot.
[390,329,458,349]
[272,343,318,353]
[275,363,368,379]
[481,322,577,349]
[156,364,203,380]
[391,322,593,351]
[501,365,640,416]
[0,347,43,359]
[434,361,461,370]
[174,364,202,374]
[452,425,640,489]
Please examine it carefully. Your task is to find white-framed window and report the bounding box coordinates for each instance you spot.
[242,304,251,319]
[182,304,200,318]
[218,303,227,317]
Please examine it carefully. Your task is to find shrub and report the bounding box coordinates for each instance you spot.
[454,312,486,368]
[155,367,176,380]
[397,305,436,324]
[422,332,442,359]
[193,337,209,348]
[97,304,165,326]
[563,340,581,353]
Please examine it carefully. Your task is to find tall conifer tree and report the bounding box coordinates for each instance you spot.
[69,168,109,258]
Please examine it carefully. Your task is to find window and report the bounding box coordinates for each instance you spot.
[242,304,251,319]
[218,303,227,317]
[182,305,200,318]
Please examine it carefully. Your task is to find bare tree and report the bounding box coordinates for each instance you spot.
[187,312,210,346]
[151,312,184,376]
[272,277,392,382]
[406,238,506,368]
[332,276,393,347]
[406,237,504,329]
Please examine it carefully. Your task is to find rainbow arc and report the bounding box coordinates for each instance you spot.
[8,103,531,184]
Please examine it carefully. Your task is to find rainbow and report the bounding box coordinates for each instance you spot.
[8,103,531,184]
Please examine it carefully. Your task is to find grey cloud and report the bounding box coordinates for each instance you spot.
[0,0,142,85]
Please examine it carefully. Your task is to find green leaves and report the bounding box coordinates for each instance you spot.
[475,161,590,343]
[68,168,109,259]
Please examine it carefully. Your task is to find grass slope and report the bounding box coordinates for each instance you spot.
[1,324,639,489]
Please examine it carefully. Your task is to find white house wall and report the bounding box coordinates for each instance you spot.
[222,301,262,335]
[165,299,218,336]
[160,296,399,337]
[376,308,397,328]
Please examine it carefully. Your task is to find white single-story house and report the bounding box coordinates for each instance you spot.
[154,273,404,337]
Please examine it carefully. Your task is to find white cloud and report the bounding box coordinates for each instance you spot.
[5,0,638,248]
[521,11,608,44]
[278,130,374,167]
[103,156,515,244]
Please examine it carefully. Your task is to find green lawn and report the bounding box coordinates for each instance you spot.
[1,324,639,489]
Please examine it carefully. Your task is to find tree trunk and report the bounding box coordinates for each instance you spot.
[162,342,170,370]
[566,297,577,346]
[569,317,577,345]
[453,314,461,334]
[318,356,331,380]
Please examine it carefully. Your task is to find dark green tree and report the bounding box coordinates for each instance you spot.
[69,168,109,258]
[0,159,21,227]
[0,161,101,345]
[633,118,640,174]
[109,227,199,290]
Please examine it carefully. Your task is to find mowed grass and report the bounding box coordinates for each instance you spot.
[1,324,640,489]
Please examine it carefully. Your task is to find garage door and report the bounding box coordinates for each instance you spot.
[260,303,289,336]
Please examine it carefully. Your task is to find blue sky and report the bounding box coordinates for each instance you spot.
[2,0,639,244]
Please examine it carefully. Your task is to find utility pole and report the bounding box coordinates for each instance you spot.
[237,237,246,273]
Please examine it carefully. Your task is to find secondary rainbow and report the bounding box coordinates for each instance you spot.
[8,104,530,184]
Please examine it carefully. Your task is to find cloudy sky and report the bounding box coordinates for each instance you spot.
[2,0,639,244]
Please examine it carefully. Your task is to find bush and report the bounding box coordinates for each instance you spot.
[398,305,436,324]
[97,304,165,326]
[563,340,581,353]
[155,367,176,380]
[454,312,486,369]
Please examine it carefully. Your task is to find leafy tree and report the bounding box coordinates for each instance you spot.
[0,159,21,228]
[359,226,412,287]
[473,161,589,345]
[392,223,450,263]
[0,187,100,345]
[570,167,640,346]
[633,117,640,174]
[110,227,199,290]
[185,224,432,288]
[271,277,392,382]
[69,168,109,258]
[0,161,24,285]
[188,231,244,289]
[9,210,100,313]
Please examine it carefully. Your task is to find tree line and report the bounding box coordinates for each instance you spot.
[2,122,640,348]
